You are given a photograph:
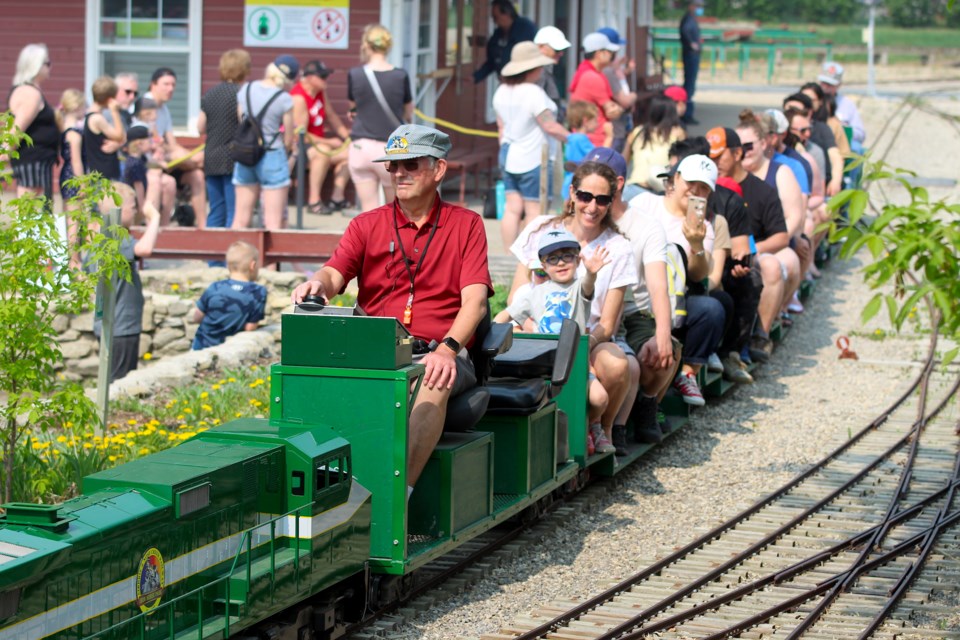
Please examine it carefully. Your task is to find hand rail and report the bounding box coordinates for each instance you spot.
[82,502,314,640]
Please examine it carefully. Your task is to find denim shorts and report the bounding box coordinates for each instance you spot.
[233,147,290,189]
[503,162,554,201]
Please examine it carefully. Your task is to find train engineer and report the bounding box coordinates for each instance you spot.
[292,124,493,497]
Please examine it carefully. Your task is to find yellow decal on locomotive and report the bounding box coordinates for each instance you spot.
[136,548,165,612]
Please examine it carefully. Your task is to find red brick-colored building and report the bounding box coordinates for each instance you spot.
[2,0,659,162]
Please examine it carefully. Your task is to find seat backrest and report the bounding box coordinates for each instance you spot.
[549,319,580,398]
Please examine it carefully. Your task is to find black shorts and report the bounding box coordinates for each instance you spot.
[111,334,141,382]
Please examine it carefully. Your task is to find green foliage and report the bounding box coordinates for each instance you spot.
[0,114,131,502]
[490,283,509,317]
[657,0,957,27]
[826,156,960,368]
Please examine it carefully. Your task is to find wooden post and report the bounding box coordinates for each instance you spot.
[296,130,306,229]
[94,207,121,437]
[539,143,549,214]
[553,152,564,215]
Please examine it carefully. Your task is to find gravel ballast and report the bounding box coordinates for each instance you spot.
[394,91,960,640]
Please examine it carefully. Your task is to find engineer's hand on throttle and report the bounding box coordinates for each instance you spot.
[291,280,328,305]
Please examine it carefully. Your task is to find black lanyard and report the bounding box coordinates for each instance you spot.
[393,199,440,324]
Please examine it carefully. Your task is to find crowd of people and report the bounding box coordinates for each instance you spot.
[4,2,866,487]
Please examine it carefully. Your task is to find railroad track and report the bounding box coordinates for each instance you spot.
[481,322,960,639]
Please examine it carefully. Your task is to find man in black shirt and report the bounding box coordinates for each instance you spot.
[679,1,705,125]
[473,0,537,83]
[708,127,788,363]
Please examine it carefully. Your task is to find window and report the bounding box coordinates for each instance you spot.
[87,0,201,130]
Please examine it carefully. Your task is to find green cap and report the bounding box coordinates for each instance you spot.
[374,124,452,162]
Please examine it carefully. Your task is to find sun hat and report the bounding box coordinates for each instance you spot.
[534,26,571,51]
[374,124,452,162]
[582,32,620,53]
[538,228,581,258]
[274,55,300,81]
[706,126,742,159]
[818,61,844,86]
[500,41,556,77]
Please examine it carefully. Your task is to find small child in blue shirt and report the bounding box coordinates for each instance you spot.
[562,101,601,196]
[192,241,267,350]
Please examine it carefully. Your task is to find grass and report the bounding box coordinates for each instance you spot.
[806,24,960,49]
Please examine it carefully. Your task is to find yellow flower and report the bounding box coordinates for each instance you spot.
[56,435,68,443]
[200,392,209,399]
[108,455,117,462]
[168,434,179,441]
[32,441,44,450]
[235,411,243,418]
[183,408,193,414]
[65,421,73,428]
[176,414,184,421]
[52,449,60,456]
[143,352,153,361]
[211,384,220,391]
[127,419,137,426]
[198,420,207,427]
[228,377,236,383]
[266,375,271,382]
[201,404,212,412]
[251,365,258,371]
[139,447,150,455]
[212,418,221,425]
[159,430,167,436]
[170,283,180,291]
[218,379,226,385]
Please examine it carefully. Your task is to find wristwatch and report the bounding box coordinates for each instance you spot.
[439,336,461,353]
[693,249,706,258]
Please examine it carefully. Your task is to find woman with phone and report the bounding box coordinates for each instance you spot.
[630,154,727,406]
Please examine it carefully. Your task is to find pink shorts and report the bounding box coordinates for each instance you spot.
[348,138,391,187]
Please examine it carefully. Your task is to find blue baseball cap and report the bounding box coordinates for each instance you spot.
[274,55,300,81]
[538,228,580,257]
[598,27,626,46]
[583,147,628,179]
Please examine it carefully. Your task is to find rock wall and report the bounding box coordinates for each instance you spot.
[57,263,307,381]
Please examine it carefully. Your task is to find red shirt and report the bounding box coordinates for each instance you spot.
[324,196,493,343]
[290,82,327,138]
[569,60,614,146]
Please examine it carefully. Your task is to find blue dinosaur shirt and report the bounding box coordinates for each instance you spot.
[192,279,267,350]
[504,278,591,334]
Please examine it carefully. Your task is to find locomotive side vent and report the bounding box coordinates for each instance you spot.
[176,483,211,518]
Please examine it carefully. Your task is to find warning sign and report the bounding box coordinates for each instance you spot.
[244,0,350,50]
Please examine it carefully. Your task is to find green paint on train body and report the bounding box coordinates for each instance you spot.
[0,420,370,640]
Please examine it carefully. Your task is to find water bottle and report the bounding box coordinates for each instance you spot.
[495,180,506,220]
[748,234,757,254]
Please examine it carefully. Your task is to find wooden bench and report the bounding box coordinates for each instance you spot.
[445,148,498,208]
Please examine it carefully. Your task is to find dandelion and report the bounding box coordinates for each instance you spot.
[127,419,137,426]
[212,418,221,425]
[211,384,220,391]
[139,448,150,455]
[218,379,226,385]
[83,443,93,450]
[170,283,180,291]
[56,435,68,443]
[52,449,60,457]
[235,411,243,418]
[183,408,193,414]
[143,353,153,361]
[200,392,209,399]
[108,455,117,462]
[201,404,212,412]
[65,421,73,428]
[159,430,167,436]
[176,414,184,421]
[228,377,236,383]
[168,434,179,441]
[32,441,44,450]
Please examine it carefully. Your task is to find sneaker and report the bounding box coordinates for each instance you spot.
[740,346,753,365]
[780,312,794,328]
[787,294,804,314]
[722,352,754,384]
[707,352,724,373]
[749,336,772,363]
[591,423,617,454]
[673,371,706,406]
[633,396,662,444]
[612,425,629,456]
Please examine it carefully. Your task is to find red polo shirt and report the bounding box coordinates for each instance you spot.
[569,60,614,147]
[324,196,493,343]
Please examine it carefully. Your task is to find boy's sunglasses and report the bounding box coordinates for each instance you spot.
[542,252,579,266]
[574,190,613,207]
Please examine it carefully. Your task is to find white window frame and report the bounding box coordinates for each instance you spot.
[85,0,203,134]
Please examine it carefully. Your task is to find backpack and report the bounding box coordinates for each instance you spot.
[228,85,283,167]
[664,243,689,329]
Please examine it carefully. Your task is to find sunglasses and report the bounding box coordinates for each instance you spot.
[123,89,139,97]
[385,159,428,173]
[541,251,579,266]
[43,60,51,67]
[574,190,613,207]
[791,126,811,135]
[740,142,755,152]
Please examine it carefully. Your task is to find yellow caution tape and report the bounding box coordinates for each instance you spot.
[414,109,499,139]
[165,143,205,170]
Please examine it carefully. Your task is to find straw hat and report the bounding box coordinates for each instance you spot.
[500,41,556,77]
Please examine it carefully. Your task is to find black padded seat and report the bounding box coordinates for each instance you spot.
[490,339,557,379]
[444,387,491,432]
[485,378,548,415]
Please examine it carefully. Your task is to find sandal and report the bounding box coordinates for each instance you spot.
[326,199,349,212]
[307,201,331,215]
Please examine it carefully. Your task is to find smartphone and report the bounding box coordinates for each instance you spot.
[686,195,707,226]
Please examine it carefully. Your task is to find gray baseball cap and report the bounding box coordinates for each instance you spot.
[374,124,452,162]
